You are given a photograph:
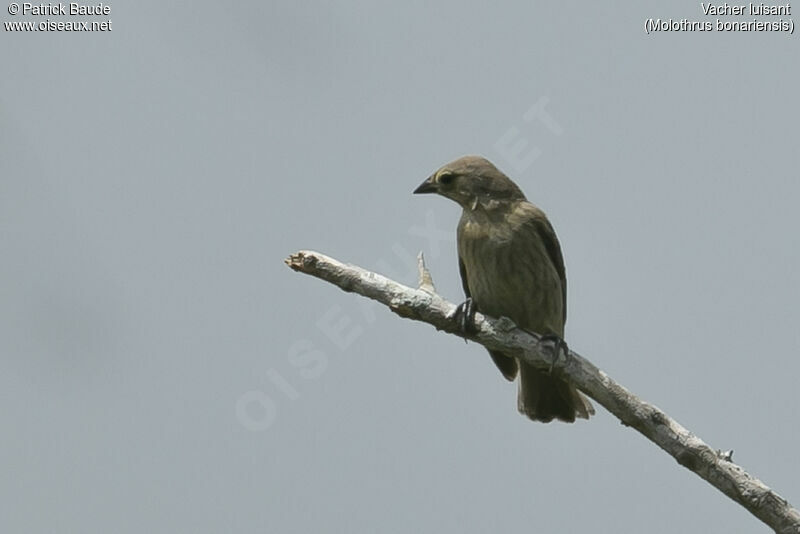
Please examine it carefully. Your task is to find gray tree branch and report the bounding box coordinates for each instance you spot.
[285,249,800,533]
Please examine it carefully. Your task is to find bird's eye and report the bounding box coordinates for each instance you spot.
[438,172,455,185]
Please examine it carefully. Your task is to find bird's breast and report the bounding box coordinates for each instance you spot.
[457,217,564,335]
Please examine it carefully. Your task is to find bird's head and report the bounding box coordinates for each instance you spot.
[413,155,525,210]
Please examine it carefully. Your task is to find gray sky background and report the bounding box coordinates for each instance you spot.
[2,2,798,532]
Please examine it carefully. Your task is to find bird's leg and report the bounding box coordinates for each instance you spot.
[539,334,569,375]
[452,297,478,336]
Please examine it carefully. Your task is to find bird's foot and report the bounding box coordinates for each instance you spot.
[540,334,569,374]
[452,297,477,336]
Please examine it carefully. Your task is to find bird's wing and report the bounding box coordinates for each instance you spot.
[525,214,567,324]
[458,256,471,299]
[459,253,518,381]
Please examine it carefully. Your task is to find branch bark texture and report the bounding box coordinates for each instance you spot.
[286,249,800,533]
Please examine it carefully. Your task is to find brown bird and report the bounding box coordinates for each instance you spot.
[413,155,594,422]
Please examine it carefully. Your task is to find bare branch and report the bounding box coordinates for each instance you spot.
[285,249,800,533]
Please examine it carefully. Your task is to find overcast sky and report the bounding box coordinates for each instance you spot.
[2,2,799,532]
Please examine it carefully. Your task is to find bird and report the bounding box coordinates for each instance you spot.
[413,155,594,423]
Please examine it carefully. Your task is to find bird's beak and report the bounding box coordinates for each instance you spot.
[413,175,438,194]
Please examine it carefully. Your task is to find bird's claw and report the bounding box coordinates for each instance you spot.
[716,449,734,462]
[453,297,477,336]
[540,334,570,374]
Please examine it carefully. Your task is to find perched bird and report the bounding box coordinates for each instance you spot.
[413,155,594,423]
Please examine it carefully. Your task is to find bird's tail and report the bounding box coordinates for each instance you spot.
[517,362,594,423]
